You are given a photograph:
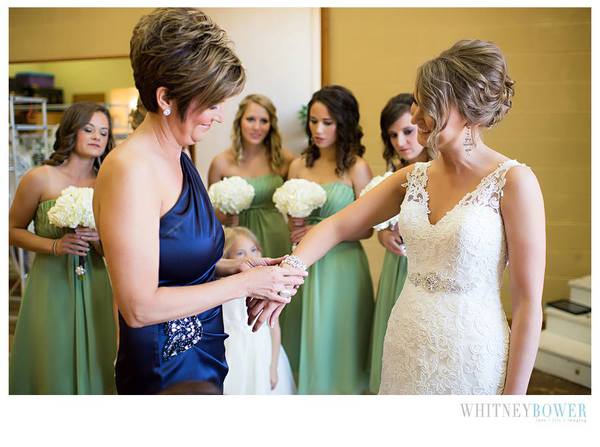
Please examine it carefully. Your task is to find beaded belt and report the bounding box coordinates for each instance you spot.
[408,272,464,294]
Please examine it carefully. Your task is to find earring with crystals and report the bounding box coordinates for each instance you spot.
[163,107,172,117]
[463,125,475,154]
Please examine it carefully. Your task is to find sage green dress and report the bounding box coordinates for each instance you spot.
[296,182,374,394]
[368,249,407,394]
[9,200,117,395]
[239,174,291,259]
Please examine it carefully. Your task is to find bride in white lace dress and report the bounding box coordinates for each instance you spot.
[247,39,546,395]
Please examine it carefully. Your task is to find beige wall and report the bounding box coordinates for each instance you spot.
[9,8,320,181]
[9,8,154,62]
[328,8,591,315]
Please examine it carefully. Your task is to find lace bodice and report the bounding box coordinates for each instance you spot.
[380,159,526,395]
[399,159,523,296]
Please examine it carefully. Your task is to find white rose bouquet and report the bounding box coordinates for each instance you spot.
[359,171,400,231]
[47,186,96,278]
[272,178,327,219]
[208,176,255,215]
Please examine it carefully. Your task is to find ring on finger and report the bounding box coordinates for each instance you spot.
[278,289,292,299]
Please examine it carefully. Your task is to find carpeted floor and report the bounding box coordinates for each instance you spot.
[527,368,590,395]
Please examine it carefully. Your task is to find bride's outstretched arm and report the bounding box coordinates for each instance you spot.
[501,166,546,394]
[248,165,415,331]
[292,165,412,267]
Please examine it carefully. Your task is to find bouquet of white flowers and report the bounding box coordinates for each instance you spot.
[47,186,96,278]
[360,171,400,231]
[272,178,327,219]
[208,176,255,215]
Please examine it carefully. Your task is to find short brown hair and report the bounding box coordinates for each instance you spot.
[130,8,246,120]
[415,39,514,150]
[231,94,284,172]
[44,101,114,170]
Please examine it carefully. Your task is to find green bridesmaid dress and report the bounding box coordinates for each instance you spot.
[296,182,374,394]
[239,174,291,259]
[368,248,407,394]
[9,200,117,395]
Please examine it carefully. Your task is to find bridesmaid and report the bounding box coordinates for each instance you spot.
[208,94,295,259]
[9,102,117,394]
[368,93,434,394]
[286,85,374,394]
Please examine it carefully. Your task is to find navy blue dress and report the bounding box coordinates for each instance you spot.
[115,153,228,394]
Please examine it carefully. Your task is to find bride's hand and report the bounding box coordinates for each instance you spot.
[246,298,286,332]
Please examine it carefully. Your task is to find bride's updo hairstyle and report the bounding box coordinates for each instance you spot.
[414,39,514,151]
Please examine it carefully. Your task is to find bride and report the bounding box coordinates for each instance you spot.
[249,39,545,395]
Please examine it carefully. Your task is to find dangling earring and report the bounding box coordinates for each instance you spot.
[163,107,172,117]
[463,125,475,154]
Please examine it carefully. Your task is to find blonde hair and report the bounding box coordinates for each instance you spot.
[231,94,284,172]
[415,39,514,151]
[222,226,262,259]
[130,8,246,120]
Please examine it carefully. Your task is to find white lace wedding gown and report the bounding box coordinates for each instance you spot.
[380,159,524,395]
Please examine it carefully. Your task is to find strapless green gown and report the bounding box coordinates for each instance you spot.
[292,183,374,394]
[368,249,407,394]
[239,175,291,259]
[9,200,117,394]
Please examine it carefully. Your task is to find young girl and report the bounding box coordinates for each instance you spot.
[221,226,296,394]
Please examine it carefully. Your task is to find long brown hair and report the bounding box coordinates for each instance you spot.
[44,102,114,170]
[302,85,365,177]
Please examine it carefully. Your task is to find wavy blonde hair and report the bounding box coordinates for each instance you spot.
[231,94,284,172]
[415,39,515,152]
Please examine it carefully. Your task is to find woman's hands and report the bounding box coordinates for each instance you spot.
[55,231,91,256]
[377,226,406,257]
[288,217,313,244]
[240,264,306,303]
[246,298,284,332]
[215,208,240,226]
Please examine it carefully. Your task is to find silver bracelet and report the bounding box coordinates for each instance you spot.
[281,254,307,271]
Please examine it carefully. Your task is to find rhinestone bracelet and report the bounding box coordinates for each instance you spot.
[281,254,307,271]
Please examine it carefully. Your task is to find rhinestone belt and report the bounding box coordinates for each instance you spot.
[408,272,464,294]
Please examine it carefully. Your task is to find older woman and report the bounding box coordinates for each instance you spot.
[251,40,545,395]
[93,8,305,395]
[9,102,117,394]
[208,94,295,258]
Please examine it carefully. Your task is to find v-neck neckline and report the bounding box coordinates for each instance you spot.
[422,160,511,226]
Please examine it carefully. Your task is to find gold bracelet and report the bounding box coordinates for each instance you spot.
[51,239,58,256]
